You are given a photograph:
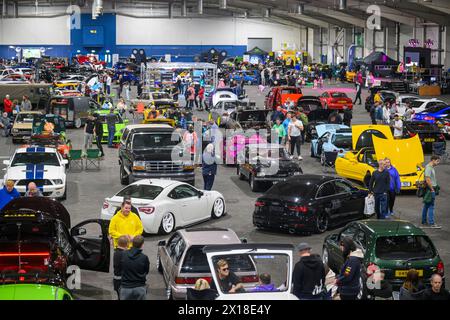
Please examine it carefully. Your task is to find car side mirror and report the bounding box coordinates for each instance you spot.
[158,240,167,247]
[61,159,69,165]
[3,160,10,166]
[72,228,87,236]
[198,191,204,198]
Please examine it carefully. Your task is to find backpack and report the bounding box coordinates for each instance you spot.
[299,113,308,126]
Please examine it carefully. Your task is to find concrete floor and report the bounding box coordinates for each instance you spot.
[1,82,449,300]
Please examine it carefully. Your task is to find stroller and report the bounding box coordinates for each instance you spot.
[321,151,339,173]
[432,142,449,164]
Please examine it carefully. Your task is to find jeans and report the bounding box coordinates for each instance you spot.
[353,90,362,104]
[119,286,147,300]
[422,199,435,225]
[186,100,194,110]
[388,190,397,214]
[289,135,301,156]
[96,134,104,156]
[203,174,215,191]
[83,133,93,152]
[108,126,115,147]
[374,193,388,219]
[2,124,11,137]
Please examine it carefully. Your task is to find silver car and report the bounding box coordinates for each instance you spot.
[156,228,258,300]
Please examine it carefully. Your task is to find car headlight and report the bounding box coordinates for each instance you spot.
[132,161,146,171]
[53,179,63,185]
[12,128,18,133]
[293,172,301,176]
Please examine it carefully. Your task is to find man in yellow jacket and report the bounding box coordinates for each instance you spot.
[109,201,143,249]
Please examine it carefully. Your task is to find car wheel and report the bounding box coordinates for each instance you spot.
[212,198,225,219]
[74,118,82,129]
[320,153,325,166]
[166,285,173,300]
[120,165,129,185]
[156,253,163,274]
[249,174,260,192]
[322,247,329,266]
[315,212,329,233]
[159,213,175,235]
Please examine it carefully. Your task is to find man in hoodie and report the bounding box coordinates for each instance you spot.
[384,158,401,216]
[113,235,129,300]
[0,180,20,210]
[120,235,149,300]
[250,273,278,292]
[335,237,362,300]
[292,242,326,300]
[108,200,143,249]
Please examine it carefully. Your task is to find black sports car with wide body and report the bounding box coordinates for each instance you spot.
[253,175,369,234]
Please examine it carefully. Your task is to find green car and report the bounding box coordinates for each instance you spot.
[94,110,129,144]
[323,220,445,297]
[0,284,73,300]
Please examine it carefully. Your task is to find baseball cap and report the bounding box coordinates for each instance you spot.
[296,242,311,252]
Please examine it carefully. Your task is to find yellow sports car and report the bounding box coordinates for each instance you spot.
[335,125,424,191]
[346,71,356,83]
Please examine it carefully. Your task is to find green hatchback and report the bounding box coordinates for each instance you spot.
[0,284,73,300]
[94,110,129,144]
[323,220,445,295]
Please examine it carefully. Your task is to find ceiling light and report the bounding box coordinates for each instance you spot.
[298,3,304,15]
[198,0,203,15]
[339,0,347,10]
[181,0,187,17]
[219,0,227,10]
[264,8,271,18]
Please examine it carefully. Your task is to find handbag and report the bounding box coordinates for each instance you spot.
[364,194,375,215]
[415,170,426,198]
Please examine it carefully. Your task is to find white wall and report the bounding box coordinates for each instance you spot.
[116,16,303,50]
[0,17,70,45]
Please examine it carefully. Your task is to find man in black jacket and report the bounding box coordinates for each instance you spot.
[113,236,129,300]
[368,159,390,219]
[120,235,149,300]
[292,243,326,300]
[93,113,104,157]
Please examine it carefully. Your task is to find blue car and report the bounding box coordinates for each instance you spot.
[310,124,352,163]
[230,70,259,85]
[113,70,140,84]
[413,105,450,123]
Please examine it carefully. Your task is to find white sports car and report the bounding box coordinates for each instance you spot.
[212,90,238,107]
[2,146,68,199]
[101,179,226,234]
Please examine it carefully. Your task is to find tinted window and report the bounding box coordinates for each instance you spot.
[132,132,180,149]
[426,102,446,109]
[99,114,121,123]
[223,102,237,110]
[375,236,436,260]
[355,130,387,150]
[332,134,352,149]
[267,180,314,198]
[354,231,367,251]
[12,152,59,166]
[317,182,336,198]
[122,128,130,143]
[330,92,347,98]
[334,180,353,193]
[281,89,298,95]
[116,184,163,200]
[340,224,358,241]
[406,122,439,132]
[237,111,267,122]
[181,246,210,273]
[169,185,199,199]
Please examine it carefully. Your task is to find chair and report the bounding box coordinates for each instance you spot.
[85,149,101,170]
[321,151,338,173]
[68,149,83,171]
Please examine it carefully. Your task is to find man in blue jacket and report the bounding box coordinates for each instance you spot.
[202,143,218,191]
[0,180,20,210]
[384,158,401,216]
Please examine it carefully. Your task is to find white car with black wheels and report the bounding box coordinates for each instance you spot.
[2,146,68,200]
[101,179,226,234]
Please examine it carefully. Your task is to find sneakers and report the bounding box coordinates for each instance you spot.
[298,156,303,160]
[429,224,441,229]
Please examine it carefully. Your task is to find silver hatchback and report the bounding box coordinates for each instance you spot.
[156,228,258,300]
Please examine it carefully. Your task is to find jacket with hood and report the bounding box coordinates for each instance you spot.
[108,210,143,248]
[121,247,150,289]
[293,254,326,299]
[0,186,20,210]
[336,249,363,296]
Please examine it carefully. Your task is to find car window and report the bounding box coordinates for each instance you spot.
[340,224,358,241]
[116,184,163,200]
[354,230,367,251]
[355,130,387,150]
[121,128,130,144]
[316,182,336,198]
[375,235,436,260]
[166,233,181,258]
[12,152,60,167]
[334,180,353,194]
[173,239,186,265]
[330,92,347,98]
[169,185,198,199]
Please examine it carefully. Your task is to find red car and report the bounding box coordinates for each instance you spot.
[264,86,303,110]
[319,91,353,110]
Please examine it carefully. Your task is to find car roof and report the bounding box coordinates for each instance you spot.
[356,220,426,237]
[286,174,335,184]
[125,124,173,131]
[129,178,180,188]
[178,228,241,246]
[16,146,57,154]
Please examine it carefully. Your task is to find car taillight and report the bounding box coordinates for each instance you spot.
[139,207,155,215]
[255,201,265,207]
[424,116,434,121]
[287,205,308,213]
[102,201,109,210]
[409,132,416,137]
[437,261,444,276]
[175,277,212,285]
[241,275,259,283]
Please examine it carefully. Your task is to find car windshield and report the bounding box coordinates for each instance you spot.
[223,102,237,110]
[266,180,312,198]
[331,92,347,98]
[117,184,163,200]
[16,114,39,122]
[210,253,289,294]
[237,111,267,122]
[355,130,388,150]
[11,152,59,166]
[406,122,439,132]
[281,89,298,95]
[332,134,352,149]
[375,235,436,260]
[132,132,181,149]
[0,221,53,242]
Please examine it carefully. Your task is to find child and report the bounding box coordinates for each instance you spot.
[113,235,130,300]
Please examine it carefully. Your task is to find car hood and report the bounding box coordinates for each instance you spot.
[315,124,349,138]
[13,122,33,130]
[373,135,424,174]
[6,165,64,180]
[0,284,63,300]
[131,147,183,161]
[351,125,394,150]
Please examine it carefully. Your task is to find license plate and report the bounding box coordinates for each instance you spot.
[424,138,435,142]
[395,269,423,277]
[401,182,411,187]
[339,101,347,103]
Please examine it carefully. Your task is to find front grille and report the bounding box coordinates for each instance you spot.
[18,129,31,133]
[145,161,184,173]
[16,179,53,186]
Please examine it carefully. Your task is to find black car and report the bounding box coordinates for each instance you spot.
[297,96,332,142]
[118,124,195,185]
[237,144,303,192]
[403,121,446,152]
[227,109,270,131]
[253,175,369,234]
[0,197,110,284]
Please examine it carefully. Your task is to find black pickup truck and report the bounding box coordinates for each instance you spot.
[118,124,195,185]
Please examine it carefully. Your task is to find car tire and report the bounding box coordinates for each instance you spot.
[211,198,225,219]
[120,164,130,185]
[320,153,325,166]
[322,247,330,267]
[74,118,82,129]
[315,211,329,233]
[249,174,260,192]
[166,285,173,300]
[159,213,175,235]
[156,253,163,274]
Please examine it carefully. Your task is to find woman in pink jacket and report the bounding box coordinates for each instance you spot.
[186,84,195,110]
